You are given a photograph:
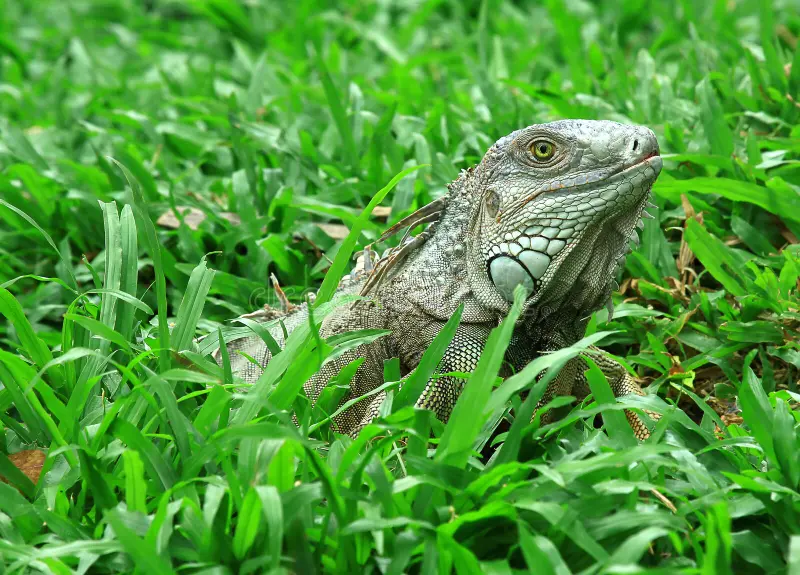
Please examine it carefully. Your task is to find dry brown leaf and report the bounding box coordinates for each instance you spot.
[680,194,695,220]
[1,449,46,486]
[721,413,744,426]
[779,225,799,245]
[157,207,242,230]
[777,25,797,50]
[317,223,350,240]
[372,206,392,218]
[668,361,685,376]
[220,212,241,226]
[157,206,206,230]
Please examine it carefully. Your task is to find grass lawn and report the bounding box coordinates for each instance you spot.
[1,0,799,572]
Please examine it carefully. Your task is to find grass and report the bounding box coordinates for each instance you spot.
[0,0,799,572]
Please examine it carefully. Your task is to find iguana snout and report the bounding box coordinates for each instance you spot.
[473,120,661,309]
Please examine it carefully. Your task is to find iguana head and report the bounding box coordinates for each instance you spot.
[465,120,662,318]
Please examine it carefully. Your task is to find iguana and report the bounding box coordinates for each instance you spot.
[216,120,663,439]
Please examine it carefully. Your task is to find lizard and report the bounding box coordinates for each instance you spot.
[215,120,663,439]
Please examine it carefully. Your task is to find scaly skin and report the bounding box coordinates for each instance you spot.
[218,120,663,439]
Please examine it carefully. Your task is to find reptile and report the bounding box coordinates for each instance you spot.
[215,120,663,439]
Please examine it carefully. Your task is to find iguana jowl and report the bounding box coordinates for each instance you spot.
[219,120,663,439]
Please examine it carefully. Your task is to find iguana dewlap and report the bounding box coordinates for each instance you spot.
[217,120,663,439]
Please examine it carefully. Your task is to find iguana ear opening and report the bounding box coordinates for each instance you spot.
[484,189,500,219]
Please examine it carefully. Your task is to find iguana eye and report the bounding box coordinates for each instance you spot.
[530,140,555,161]
[485,190,500,218]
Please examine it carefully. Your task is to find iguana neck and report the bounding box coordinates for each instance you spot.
[380,169,499,324]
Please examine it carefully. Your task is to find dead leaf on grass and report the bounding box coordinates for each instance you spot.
[372,206,392,219]
[317,223,350,240]
[1,449,46,487]
[157,206,241,230]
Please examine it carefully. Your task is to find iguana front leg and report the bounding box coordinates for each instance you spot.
[536,347,660,440]
[304,303,392,436]
[342,322,494,437]
[305,345,389,436]
[573,347,661,440]
[414,323,493,423]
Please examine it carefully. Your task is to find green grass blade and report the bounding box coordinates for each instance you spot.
[0,199,77,290]
[116,205,139,345]
[108,157,171,371]
[737,366,776,467]
[683,218,747,296]
[2,124,48,170]
[0,452,36,498]
[314,164,427,307]
[315,49,359,174]
[789,536,800,574]
[518,524,571,575]
[232,317,282,357]
[0,287,56,373]
[583,357,636,446]
[233,486,263,560]
[171,257,215,352]
[112,419,177,491]
[63,313,132,354]
[143,369,194,467]
[255,485,283,571]
[108,509,174,575]
[98,202,123,343]
[697,77,734,158]
[656,177,799,223]
[394,304,464,410]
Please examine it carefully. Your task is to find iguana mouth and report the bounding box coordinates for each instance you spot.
[503,154,662,219]
[612,153,662,181]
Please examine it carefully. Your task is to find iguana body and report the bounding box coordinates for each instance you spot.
[218,120,663,439]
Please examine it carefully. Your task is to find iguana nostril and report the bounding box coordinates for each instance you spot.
[632,139,639,152]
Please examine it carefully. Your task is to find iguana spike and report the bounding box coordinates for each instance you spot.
[360,232,431,297]
[642,210,655,219]
[270,273,296,312]
[630,231,640,247]
[377,197,447,243]
[351,245,375,278]
[362,245,374,272]
[636,218,644,230]
[646,200,657,209]
[397,211,442,243]
[605,297,614,321]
